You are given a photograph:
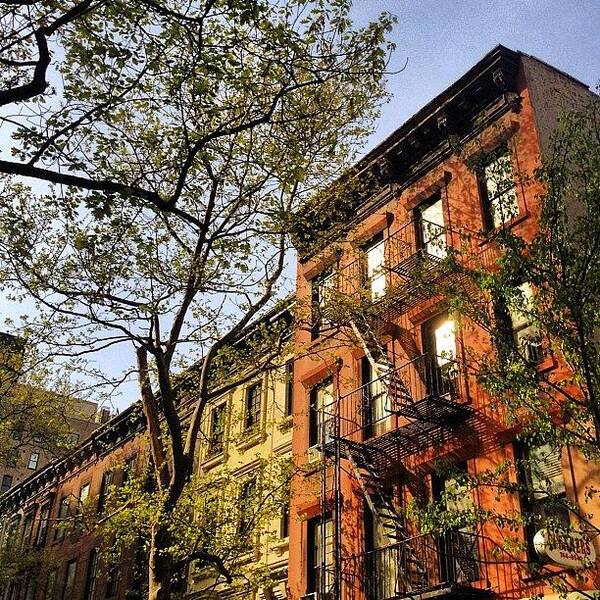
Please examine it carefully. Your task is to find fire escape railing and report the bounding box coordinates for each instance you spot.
[341,530,496,600]
[333,353,466,444]
[332,218,482,301]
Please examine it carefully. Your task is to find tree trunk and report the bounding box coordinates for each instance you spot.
[148,521,174,600]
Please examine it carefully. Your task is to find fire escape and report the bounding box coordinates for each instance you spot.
[313,218,497,600]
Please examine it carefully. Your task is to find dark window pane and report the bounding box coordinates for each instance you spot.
[245,383,262,430]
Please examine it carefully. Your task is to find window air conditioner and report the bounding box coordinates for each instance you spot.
[307,446,321,464]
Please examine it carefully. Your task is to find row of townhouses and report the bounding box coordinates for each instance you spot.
[1,45,598,600]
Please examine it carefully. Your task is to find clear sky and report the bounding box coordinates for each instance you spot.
[2,1,599,412]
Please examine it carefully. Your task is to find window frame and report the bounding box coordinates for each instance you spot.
[21,509,35,547]
[361,231,387,300]
[1,474,13,494]
[123,455,137,484]
[516,441,570,562]
[236,476,258,549]
[61,558,78,600]
[207,402,226,457]
[478,144,519,231]
[54,496,70,542]
[311,267,336,339]
[244,381,263,431]
[284,360,294,417]
[36,501,51,546]
[83,548,99,600]
[414,192,447,258]
[97,471,113,515]
[307,515,334,596]
[309,378,334,449]
[105,564,119,598]
[27,451,40,470]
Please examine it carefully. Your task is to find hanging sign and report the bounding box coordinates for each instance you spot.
[533,529,596,568]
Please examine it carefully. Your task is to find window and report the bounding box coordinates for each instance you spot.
[480,146,519,230]
[510,283,543,364]
[79,482,90,506]
[97,471,113,514]
[62,559,77,599]
[307,516,334,597]
[237,477,257,549]
[432,465,479,583]
[363,233,386,299]
[55,496,70,541]
[284,360,294,417]
[518,442,570,560]
[207,403,226,457]
[44,569,57,600]
[280,504,289,539]
[311,268,335,338]
[27,451,40,470]
[245,382,262,431]
[84,548,99,600]
[421,314,458,396]
[22,510,35,547]
[362,356,392,439]
[415,194,446,259]
[1,474,13,494]
[309,379,334,449]
[123,455,137,484]
[37,502,51,546]
[105,564,119,598]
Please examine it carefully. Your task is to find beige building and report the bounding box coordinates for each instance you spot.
[189,354,294,600]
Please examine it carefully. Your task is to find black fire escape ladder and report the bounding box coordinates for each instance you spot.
[344,445,429,593]
[350,318,420,417]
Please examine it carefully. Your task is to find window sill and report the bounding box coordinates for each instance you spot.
[237,430,266,452]
[201,451,227,470]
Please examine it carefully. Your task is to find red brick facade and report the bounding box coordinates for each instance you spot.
[288,46,599,600]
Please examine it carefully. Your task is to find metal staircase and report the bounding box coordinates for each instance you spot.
[343,441,429,594]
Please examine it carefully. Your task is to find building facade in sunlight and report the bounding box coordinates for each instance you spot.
[0,309,293,600]
[288,45,599,600]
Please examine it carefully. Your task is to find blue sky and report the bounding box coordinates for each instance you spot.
[2,1,599,412]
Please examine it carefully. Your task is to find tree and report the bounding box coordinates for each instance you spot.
[410,96,600,593]
[0,332,85,469]
[0,1,395,597]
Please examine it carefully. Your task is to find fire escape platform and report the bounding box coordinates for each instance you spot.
[327,399,474,474]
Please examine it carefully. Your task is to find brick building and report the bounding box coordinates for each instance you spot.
[0,307,293,600]
[0,332,109,495]
[288,45,599,600]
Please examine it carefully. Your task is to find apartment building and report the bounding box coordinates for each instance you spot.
[288,46,599,600]
[0,332,108,495]
[188,347,294,599]
[0,402,145,600]
[0,308,293,600]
